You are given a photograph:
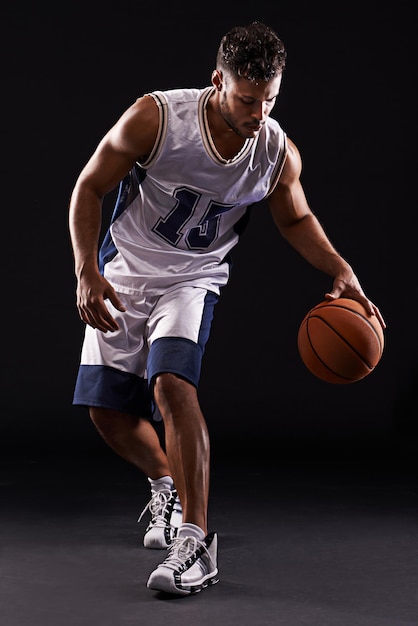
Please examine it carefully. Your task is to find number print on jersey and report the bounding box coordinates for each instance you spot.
[152,187,235,250]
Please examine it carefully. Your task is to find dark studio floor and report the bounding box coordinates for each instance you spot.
[2,435,418,626]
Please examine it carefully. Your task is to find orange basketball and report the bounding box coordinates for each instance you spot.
[297,298,384,384]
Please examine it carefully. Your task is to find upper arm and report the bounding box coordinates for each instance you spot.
[74,95,159,198]
[267,137,313,231]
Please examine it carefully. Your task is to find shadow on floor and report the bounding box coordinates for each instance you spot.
[1,435,418,626]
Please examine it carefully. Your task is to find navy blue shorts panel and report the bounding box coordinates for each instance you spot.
[73,364,152,417]
[147,337,203,388]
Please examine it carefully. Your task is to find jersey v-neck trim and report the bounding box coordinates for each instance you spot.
[199,87,254,165]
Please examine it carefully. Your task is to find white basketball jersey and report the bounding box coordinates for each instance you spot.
[100,86,287,295]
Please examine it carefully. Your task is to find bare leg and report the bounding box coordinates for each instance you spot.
[154,373,210,534]
[90,408,171,480]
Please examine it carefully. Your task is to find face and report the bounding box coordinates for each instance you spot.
[213,70,283,139]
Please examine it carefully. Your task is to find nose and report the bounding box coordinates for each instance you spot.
[251,101,267,122]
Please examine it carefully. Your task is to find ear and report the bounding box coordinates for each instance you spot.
[211,70,223,91]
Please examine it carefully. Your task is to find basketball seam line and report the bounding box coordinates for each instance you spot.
[309,305,383,355]
[306,317,375,373]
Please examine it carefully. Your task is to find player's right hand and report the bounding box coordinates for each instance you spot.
[76,272,126,332]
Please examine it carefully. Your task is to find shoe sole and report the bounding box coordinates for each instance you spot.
[147,572,219,596]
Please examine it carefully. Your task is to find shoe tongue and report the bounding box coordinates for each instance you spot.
[177,523,205,541]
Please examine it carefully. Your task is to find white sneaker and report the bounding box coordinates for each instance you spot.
[138,485,182,549]
[147,532,219,595]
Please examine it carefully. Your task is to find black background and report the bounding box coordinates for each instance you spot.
[1,0,417,462]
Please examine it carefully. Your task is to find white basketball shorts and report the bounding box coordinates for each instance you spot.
[73,285,218,417]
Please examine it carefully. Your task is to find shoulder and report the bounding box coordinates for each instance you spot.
[101,95,161,163]
[146,87,208,107]
[279,136,302,182]
[126,93,160,126]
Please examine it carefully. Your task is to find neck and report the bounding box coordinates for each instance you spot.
[205,89,246,160]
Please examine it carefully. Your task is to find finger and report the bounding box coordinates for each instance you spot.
[78,303,119,332]
[361,301,386,330]
[373,305,386,329]
[92,308,120,332]
[107,291,127,312]
[324,291,340,301]
[325,279,346,301]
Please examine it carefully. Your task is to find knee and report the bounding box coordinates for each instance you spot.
[89,407,138,437]
[154,373,197,415]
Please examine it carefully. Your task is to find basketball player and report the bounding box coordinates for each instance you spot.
[68,21,385,596]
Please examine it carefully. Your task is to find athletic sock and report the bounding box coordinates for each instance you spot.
[148,476,174,491]
[177,522,205,541]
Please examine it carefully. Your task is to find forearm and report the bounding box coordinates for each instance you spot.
[278,213,352,278]
[68,185,103,279]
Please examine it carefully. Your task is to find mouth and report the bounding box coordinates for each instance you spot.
[245,123,263,132]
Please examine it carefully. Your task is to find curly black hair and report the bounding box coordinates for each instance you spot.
[216,22,287,82]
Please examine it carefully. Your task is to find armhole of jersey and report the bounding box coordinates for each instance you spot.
[265,133,288,198]
[140,92,168,168]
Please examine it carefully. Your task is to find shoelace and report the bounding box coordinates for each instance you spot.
[160,536,214,570]
[138,488,175,527]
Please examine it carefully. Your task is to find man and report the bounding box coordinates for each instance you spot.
[68,21,385,596]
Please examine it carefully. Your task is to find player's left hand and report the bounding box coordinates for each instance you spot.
[325,275,386,329]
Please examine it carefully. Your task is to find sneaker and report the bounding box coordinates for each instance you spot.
[138,485,182,549]
[147,532,219,595]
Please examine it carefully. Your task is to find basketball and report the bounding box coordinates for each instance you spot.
[297,298,384,384]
